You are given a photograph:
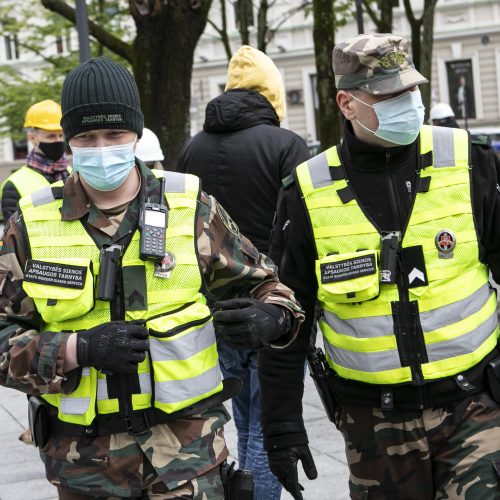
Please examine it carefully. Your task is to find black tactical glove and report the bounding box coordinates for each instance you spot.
[268,445,318,500]
[213,298,290,349]
[76,320,149,374]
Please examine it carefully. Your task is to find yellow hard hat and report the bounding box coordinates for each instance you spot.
[23,99,62,130]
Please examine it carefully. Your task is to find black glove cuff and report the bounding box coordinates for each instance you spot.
[76,333,90,367]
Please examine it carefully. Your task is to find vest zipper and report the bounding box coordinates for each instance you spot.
[385,154,426,385]
[109,262,135,422]
[149,315,211,338]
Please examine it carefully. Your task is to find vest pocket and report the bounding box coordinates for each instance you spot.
[316,250,380,303]
[22,258,94,323]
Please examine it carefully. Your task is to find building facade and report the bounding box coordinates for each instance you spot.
[190,0,500,144]
[0,0,498,164]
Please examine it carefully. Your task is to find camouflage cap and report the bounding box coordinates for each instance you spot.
[332,33,428,95]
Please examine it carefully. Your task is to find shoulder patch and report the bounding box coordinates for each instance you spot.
[282,174,295,189]
[216,202,240,237]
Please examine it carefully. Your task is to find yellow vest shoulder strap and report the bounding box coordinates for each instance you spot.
[0,166,50,199]
[420,125,470,169]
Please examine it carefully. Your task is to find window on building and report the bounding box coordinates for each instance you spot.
[4,33,20,61]
[13,140,27,160]
[55,30,72,55]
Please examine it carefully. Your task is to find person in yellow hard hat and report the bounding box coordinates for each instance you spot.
[0,99,70,222]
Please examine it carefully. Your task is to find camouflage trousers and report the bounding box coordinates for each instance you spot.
[57,461,224,499]
[336,392,500,500]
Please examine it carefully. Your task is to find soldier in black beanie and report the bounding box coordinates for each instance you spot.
[0,55,305,499]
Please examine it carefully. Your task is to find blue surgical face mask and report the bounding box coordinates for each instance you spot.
[70,141,136,191]
[351,90,425,145]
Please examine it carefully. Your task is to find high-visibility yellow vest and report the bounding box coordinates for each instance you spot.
[19,170,222,425]
[0,165,71,200]
[296,125,499,385]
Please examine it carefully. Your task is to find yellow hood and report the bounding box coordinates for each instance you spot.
[225,45,286,122]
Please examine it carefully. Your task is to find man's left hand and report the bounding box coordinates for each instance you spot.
[213,298,290,349]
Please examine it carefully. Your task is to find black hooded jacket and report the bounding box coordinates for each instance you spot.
[178,89,310,254]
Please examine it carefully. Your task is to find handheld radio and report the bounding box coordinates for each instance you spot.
[139,176,168,261]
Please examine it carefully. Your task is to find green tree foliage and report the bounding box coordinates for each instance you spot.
[0,0,131,140]
[1,0,213,169]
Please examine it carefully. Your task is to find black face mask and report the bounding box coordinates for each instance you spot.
[39,141,66,162]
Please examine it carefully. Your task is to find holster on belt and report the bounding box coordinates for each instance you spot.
[307,346,337,422]
[28,395,49,448]
[487,356,500,404]
[220,461,254,500]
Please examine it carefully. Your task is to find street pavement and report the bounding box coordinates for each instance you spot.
[0,370,349,500]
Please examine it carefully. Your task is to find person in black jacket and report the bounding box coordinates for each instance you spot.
[179,45,310,500]
[1,99,70,222]
[260,33,500,500]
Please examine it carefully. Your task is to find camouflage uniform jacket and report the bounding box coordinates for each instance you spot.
[0,162,303,497]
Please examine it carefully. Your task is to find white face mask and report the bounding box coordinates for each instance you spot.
[350,90,425,145]
[70,141,136,191]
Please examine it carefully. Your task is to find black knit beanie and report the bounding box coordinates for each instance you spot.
[61,57,144,141]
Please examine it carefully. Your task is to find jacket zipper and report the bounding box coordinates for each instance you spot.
[149,315,211,338]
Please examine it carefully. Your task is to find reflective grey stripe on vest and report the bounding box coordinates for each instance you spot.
[426,310,498,362]
[155,364,222,404]
[149,322,215,362]
[139,372,152,395]
[323,338,401,372]
[420,283,492,333]
[164,172,186,193]
[60,367,91,415]
[323,310,392,338]
[307,153,333,189]
[31,186,55,207]
[97,378,108,401]
[323,284,492,339]
[432,127,455,168]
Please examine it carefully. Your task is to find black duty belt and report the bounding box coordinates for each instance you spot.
[49,377,242,438]
[328,348,497,411]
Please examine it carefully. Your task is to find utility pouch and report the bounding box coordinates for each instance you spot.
[487,357,500,404]
[28,395,50,448]
[220,461,254,500]
[307,347,337,423]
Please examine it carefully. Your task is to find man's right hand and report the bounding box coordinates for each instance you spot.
[76,320,149,373]
[268,445,318,500]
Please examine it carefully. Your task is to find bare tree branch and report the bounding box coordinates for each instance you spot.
[267,1,311,44]
[15,40,64,67]
[402,0,418,25]
[361,0,380,28]
[40,0,132,61]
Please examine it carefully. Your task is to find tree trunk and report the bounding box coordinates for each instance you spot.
[403,0,437,122]
[131,1,212,170]
[236,0,251,45]
[257,0,269,53]
[419,0,438,121]
[313,0,341,149]
[41,0,212,170]
[379,0,394,33]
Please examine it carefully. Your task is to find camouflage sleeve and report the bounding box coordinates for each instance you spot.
[0,214,74,395]
[196,193,304,346]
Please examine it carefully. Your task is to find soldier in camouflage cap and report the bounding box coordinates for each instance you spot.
[259,32,500,500]
[0,57,304,498]
[333,33,428,95]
